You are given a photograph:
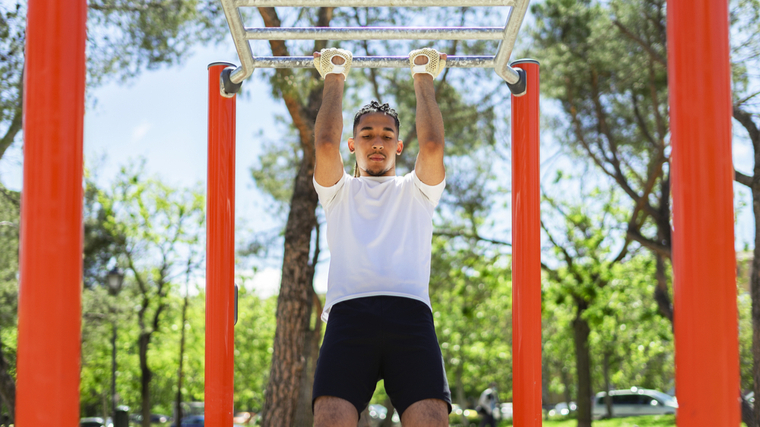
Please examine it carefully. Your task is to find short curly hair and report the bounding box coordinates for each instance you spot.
[352,100,400,136]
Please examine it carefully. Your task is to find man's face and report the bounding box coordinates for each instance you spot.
[348,113,403,177]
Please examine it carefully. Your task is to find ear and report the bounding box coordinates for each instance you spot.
[396,140,404,155]
[347,137,355,153]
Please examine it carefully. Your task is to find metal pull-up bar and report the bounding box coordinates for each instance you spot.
[218,0,530,93]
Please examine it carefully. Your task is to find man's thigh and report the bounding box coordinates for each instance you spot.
[314,396,358,427]
[381,298,452,415]
[400,398,449,427]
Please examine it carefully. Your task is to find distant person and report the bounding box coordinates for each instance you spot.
[477,383,500,427]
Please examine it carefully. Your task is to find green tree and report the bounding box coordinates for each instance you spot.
[530,0,673,324]
[541,184,628,427]
[98,164,205,427]
[429,237,512,419]
[532,0,760,424]
[0,0,224,162]
[0,188,19,421]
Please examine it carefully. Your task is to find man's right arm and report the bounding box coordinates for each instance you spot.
[314,73,346,187]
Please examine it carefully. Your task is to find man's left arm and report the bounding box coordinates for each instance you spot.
[413,52,447,186]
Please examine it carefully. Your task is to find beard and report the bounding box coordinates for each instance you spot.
[364,165,392,176]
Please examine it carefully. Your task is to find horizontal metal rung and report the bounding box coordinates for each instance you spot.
[235,0,514,7]
[245,27,504,41]
[249,55,495,68]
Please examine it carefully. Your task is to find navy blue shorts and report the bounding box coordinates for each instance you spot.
[312,296,452,419]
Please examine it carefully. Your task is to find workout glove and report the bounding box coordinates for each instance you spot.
[314,48,353,81]
[409,48,446,79]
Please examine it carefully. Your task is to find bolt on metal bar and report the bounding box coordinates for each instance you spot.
[245,27,505,41]
[235,0,514,6]
[247,55,495,68]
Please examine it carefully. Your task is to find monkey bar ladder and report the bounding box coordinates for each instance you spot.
[208,0,542,426]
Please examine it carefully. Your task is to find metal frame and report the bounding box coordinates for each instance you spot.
[16,0,741,425]
[206,62,238,427]
[219,0,529,90]
[669,0,740,426]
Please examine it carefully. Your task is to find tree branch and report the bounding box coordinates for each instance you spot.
[735,169,754,187]
[433,229,511,246]
[626,227,671,259]
[612,19,667,67]
[0,65,24,161]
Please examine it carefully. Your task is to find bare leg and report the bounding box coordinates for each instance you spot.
[400,399,449,427]
[314,396,358,427]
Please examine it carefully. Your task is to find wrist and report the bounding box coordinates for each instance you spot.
[325,73,345,86]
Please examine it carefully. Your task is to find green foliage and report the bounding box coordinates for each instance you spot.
[80,164,207,417]
[429,238,513,403]
[586,257,674,393]
[543,414,676,427]
[0,0,227,161]
[0,187,19,389]
[234,289,277,411]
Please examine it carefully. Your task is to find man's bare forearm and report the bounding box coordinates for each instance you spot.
[414,75,444,148]
[315,74,345,146]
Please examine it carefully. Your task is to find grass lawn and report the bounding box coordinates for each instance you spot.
[541,415,676,426]
[540,415,747,427]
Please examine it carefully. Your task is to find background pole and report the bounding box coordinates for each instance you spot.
[668,1,739,426]
[205,63,237,426]
[511,59,541,427]
[16,0,87,424]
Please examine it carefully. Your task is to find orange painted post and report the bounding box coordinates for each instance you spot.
[510,59,541,427]
[668,1,739,426]
[205,62,237,425]
[16,0,87,424]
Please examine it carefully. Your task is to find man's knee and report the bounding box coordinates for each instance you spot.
[401,398,449,427]
[314,396,358,427]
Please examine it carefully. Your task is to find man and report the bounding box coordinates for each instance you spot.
[477,383,500,427]
[310,47,450,427]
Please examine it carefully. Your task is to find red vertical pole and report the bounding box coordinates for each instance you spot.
[206,62,237,425]
[668,1,739,426]
[511,59,541,427]
[16,0,87,424]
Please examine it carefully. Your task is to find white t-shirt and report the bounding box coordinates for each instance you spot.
[313,170,445,321]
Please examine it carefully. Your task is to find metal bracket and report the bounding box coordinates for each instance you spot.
[218,0,530,85]
[506,67,527,96]
[221,67,243,98]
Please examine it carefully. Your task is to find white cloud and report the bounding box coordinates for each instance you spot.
[131,120,152,142]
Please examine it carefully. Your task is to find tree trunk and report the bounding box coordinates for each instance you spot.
[602,351,612,419]
[560,363,572,409]
[257,7,333,426]
[139,333,153,427]
[752,182,760,427]
[573,304,592,427]
[175,289,189,427]
[654,253,673,325]
[293,291,321,427]
[454,363,468,426]
[0,336,15,424]
[262,156,320,427]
